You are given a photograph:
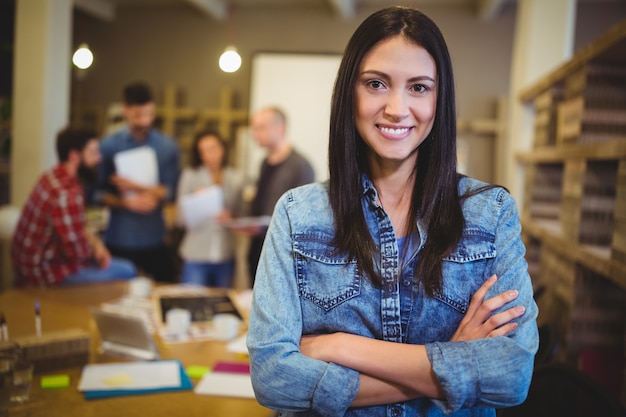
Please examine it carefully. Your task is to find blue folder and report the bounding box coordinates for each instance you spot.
[83,360,193,399]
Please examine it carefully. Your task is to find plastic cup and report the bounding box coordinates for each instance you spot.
[128,276,153,298]
[212,314,240,341]
[166,308,191,338]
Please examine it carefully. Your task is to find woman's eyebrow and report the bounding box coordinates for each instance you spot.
[360,70,435,83]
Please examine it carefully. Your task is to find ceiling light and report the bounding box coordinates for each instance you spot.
[72,43,93,69]
[219,46,242,73]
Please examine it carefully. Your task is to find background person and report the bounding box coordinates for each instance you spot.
[97,82,180,283]
[11,127,136,286]
[245,106,314,285]
[176,130,245,287]
[247,7,538,416]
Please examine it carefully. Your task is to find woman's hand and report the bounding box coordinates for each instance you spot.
[450,274,525,342]
[300,333,334,362]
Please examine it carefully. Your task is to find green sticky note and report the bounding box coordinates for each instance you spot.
[185,365,210,379]
[41,374,70,389]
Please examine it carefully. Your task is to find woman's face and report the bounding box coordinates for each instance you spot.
[355,35,437,172]
[198,135,225,171]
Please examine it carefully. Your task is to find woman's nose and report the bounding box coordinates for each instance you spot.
[384,90,409,121]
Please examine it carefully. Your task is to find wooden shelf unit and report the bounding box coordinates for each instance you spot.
[518,19,626,404]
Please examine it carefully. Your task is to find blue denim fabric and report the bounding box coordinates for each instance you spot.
[180,260,235,288]
[247,176,539,417]
[62,257,137,284]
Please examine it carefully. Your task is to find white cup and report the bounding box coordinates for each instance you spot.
[128,277,153,298]
[166,308,191,338]
[212,314,240,341]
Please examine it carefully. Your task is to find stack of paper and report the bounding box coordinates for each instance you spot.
[179,186,224,228]
[77,360,192,399]
[113,146,158,187]
[194,361,255,399]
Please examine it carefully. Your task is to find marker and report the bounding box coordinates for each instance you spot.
[35,301,42,338]
[0,312,8,340]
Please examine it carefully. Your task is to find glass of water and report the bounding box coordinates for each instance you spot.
[10,356,33,405]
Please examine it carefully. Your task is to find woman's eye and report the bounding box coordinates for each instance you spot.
[411,84,428,93]
[367,80,385,89]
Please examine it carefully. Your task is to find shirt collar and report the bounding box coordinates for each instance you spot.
[53,164,80,187]
[122,127,153,145]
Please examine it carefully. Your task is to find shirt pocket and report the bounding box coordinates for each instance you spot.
[436,228,496,315]
[293,232,361,312]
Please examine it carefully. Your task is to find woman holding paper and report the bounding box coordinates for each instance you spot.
[176,130,245,287]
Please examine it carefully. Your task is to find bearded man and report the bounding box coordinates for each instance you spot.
[11,127,136,286]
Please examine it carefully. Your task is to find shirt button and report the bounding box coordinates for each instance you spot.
[402,279,411,287]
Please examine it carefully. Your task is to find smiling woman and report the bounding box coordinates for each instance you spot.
[246,6,538,417]
[355,36,438,177]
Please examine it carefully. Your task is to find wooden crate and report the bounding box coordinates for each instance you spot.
[529,163,564,222]
[533,87,563,147]
[558,63,626,145]
[568,266,626,354]
[579,160,618,247]
[613,159,626,263]
[560,160,585,242]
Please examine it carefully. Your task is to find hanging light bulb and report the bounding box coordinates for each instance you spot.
[72,43,93,69]
[219,46,242,73]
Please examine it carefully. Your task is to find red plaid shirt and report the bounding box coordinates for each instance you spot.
[11,165,92,286]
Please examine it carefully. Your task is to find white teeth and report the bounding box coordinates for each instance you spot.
[379,126,409,135]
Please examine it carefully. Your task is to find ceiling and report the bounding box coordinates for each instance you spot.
[74,0,518,21]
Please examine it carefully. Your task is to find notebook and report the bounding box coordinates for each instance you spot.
[90,307,160,361]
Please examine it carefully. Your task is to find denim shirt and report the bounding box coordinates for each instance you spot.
[97,127,180,249]
[247,176,539,417]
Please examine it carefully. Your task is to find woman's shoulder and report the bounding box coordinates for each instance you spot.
[459,176,510,203]
[277,182,329,209]
[458,176,517,224]
[223,167,245,184]
[275,182,333,227]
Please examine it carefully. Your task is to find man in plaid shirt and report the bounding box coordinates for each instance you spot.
[11,127,136,286]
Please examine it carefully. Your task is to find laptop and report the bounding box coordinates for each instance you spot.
[90,307,160,361]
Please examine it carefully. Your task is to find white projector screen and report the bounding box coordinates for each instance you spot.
[247,52,342,182]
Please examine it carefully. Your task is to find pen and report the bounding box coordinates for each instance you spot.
[35,300,42,338]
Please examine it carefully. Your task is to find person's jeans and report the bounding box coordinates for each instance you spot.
[62,257,137,285]
[180,260,235,288]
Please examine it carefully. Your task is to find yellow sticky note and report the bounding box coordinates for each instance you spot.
[103,373,134,387]
[41,374,70,389]
[186,365,210,379]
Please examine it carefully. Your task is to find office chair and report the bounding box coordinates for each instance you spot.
[498,363,625,417]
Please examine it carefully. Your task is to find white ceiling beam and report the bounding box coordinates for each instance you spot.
[326,0,356,19]
[73,0,115,21]
[476,0,508,20]
[184,0,228,20]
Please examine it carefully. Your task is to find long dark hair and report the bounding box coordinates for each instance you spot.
[190,130,229,169]
[328,6,463,296]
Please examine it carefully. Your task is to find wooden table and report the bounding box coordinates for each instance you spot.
[0,281,272,417]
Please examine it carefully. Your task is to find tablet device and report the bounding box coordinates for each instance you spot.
[90,307,160,361]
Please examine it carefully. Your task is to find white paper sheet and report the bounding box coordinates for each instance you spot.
[222,215,272,230]
[194,372,255,398]
[179,186,224,228]
[113,146,158,187]
[77,360,181,391]
[226,333,249,355]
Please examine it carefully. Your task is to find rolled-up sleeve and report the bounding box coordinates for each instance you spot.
[426,190,539,413]
[247,192,360,416]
